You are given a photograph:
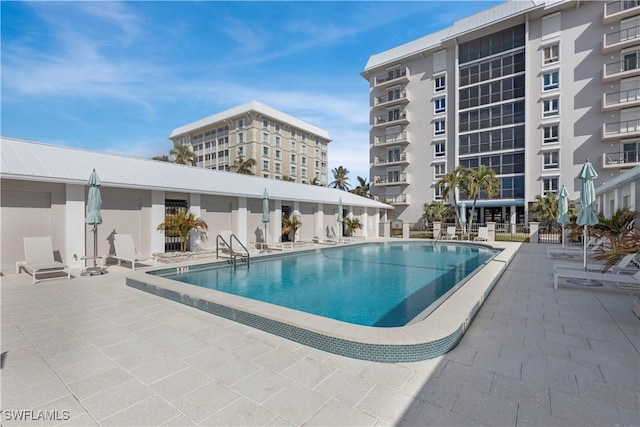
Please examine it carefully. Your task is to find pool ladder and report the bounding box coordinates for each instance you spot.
[216,234,250,269]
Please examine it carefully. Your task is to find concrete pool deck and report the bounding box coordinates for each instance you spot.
[1,243,638,426]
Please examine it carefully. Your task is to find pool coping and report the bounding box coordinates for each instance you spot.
[125,240,521,362]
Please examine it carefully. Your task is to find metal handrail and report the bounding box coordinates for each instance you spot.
[216,234,250,268]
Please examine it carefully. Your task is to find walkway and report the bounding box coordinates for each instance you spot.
[1,243,638,426]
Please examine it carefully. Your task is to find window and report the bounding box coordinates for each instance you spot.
[262,119,269,128]
[262,133,269,144]
[237,146,244,157]
[435,75,446,92]
[434,162,446,179]
[262,146,269,157]
[543,97,559,117]
[275,163,281,173]
[623,140,640,162]
[236,118,244,128]
[275,123,281,133]
[291,141,296,152]
[434,119,446,136]
[434,184,444,200]
[543,151,559,169]
[623,50,640,71]
[291,154,296,163]
[301,145,306,154]
[543,124,559,144]
[291,166,297,176]
[543,177,559,194]
[237,133,244,144]
[291,129,297,138]
[263,174,270,179]
[435,142,446,158]
[543,71,559,91]
[275,150,281,160]
[301,168,307,178]
[275,136,281,147]
[301,157,307,165]
[262,160,269,171]
[435,98,446,114]
[543,44,559,65]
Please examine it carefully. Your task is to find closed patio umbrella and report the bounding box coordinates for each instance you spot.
[261,189,270,252]
[337,197,343,243]
[459,202,467,237]
[571,160,601,286]
[82,169,107,276]
[557,185,570,251]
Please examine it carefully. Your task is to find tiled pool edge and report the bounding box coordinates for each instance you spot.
[125,241,520,363]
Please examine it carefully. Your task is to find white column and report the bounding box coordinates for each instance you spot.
[293,201,300,242]
[66,184,85,270]
[510,205,517,233]
[150,191,165,254]
[274,199,282,242]
[362,210,369,238]
[613,188,619,215]
[234,197,248,246]
[630,180,637,211]
[189,193,202,251]
[315,203,324,239]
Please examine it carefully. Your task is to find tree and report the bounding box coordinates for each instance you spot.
[350,176,370,198]
[230,156,257,175]
[152,155,169,162]
[282,175,296,182]
[530,192,559,228]
[423,201,452,223]
[157,211,208,252]
[343,217,363,236]
[437,166,467,224]
[309,177,322,186]
[329,166,351,190]
[465,165,500,236]
[170,141,195,165]
[281,215,302,243]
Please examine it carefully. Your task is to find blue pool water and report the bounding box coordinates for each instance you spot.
[151,242,497,327]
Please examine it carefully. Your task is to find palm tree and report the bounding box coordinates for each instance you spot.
[152,155,169,162]
[530,192,559,228]
[437,166,467,224]
[465,165,500,235]
[157,211,208,252]
[423,200,452,223]
[170,141,195,165]
[343,217,363,237]
[350,176,370,198]
[309,177,321,186]
[281,215,302,243]
[230,156,257,175]
[329,166,351,190]
[282,175,296,182]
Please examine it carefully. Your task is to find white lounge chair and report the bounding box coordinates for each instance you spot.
[111,234,156,270]
[554,269,640,290]
[445,226,458,240]
[553,253,639,274]
[546,237,607,259]
[475,227,489,241]
[17,236,71,284]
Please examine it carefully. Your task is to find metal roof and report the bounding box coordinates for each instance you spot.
[596,165,640,195]
[169,100,331,141]
[363,0,551,73]
[0,137,388,209]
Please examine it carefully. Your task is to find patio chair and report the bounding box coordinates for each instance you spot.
[474,227,489,242]
[554,268,640,290]
[546,237,607,259]
[17,236,71,284]
[445,226,458,240]
[111,234,156,271]
[553,253,639,274]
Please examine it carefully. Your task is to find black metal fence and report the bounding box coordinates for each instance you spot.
[538,222,562,244]
[165,199,188,252]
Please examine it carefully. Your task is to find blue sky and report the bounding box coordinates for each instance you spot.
[2,1,501,182]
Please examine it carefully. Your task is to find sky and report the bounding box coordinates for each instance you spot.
[2,0,501,184]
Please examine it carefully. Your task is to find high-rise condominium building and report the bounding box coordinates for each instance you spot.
[169,101,330,185]
[362,0,640,224]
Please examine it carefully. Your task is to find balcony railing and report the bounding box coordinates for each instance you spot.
[605,24,640,47]
[375,132,408,146]
[603,119,640,136]
[603,150,640,167]
[374,152,408,165]
[374,67,407,86]
[375,90,407,105]
[375,111,407,125]
[604,87,640,107]
[375,194,409,204]
[604,57,640,78]
[374,173,408,185]
[605,0,640,16]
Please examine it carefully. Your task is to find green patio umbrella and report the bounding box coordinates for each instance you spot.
[337,197,343,243]
[83,169,107,275]
[557,185,570,251]
[572,160,600,285]
[261,189,270,251]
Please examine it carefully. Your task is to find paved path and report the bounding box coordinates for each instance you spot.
[1,243,638,426]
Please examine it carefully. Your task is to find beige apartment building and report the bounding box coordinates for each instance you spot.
[362,0,640,225]
[169,101,330,185]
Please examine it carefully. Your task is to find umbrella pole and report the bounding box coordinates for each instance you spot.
[561,224,565,251]
[583,225,587,272]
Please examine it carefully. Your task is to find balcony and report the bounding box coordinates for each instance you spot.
[603,150,640,168]
[374,173,408,186]
[374,67,409,88]
[603,87,640,110]
[603,0,640,24]
[374,152,409,166]
[603,25,640,53]
[374,110,408,127]
[375,194,409,205]
[603,118,640,139]
[603,57,640,82]
[375,89,408,107]
[374,131,408,147]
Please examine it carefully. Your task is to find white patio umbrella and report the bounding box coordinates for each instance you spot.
[459,202,467,237]
[82,169,107,276]
[557,185,570,251]
[261,189,271,252]
[337,197,343,244]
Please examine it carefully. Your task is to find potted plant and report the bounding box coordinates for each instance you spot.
[344,217,363,237]
[157,211,208,253]
[282,215,302,244]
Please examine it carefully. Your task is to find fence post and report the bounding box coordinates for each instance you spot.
[529,222,539,244]
[402,221,410,239]
[383,221,391,238]
[433,221,442,240]
[486,222,496,241]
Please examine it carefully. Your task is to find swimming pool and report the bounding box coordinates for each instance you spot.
[127,240,516,362]
[149,242,497,327]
